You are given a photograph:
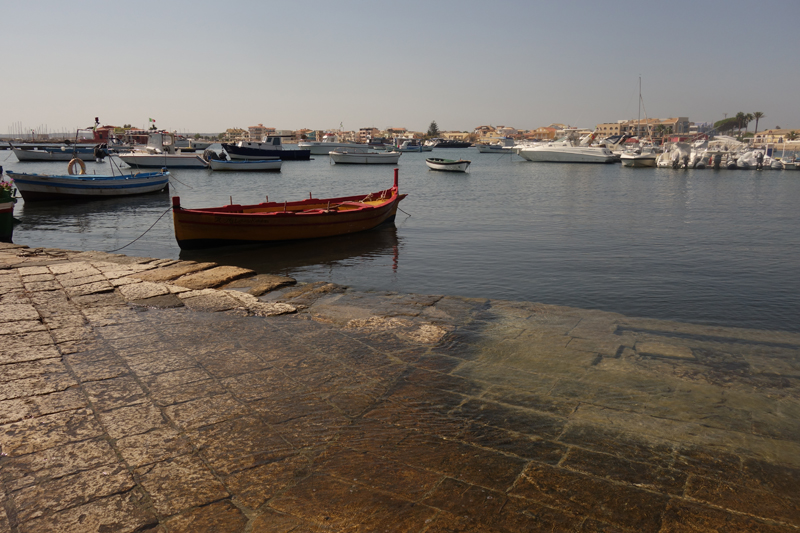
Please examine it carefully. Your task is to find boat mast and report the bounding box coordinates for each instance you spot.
[637,76,641,140]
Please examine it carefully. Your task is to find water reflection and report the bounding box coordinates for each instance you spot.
[180,223,401,276]
[16,191,170,234]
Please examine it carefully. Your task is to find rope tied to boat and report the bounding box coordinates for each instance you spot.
[106,206,172,253]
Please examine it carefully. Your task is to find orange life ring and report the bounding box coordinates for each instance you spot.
[68,158,86,175]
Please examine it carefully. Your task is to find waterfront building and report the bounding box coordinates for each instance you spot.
[248,124,275,140]
[528,127,557,141]
[753,128,799,146]
[357,127,381,143]
[384,127,408,139]
[595,117,690,138]
[222,128,248,142]
[440,131,471,141]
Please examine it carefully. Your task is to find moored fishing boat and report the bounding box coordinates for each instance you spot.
[207,158,282,171]
[222,136,311,161]
[329,150,401,164]
[6,168,170,202]
[425,158,471,172]
[12,144,108,162]
[172,169,407,249]
[117,132,208,169]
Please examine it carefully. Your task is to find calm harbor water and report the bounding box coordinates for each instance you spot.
[5,147,800,333]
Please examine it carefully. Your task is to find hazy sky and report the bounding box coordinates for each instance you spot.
[3,0,798,134]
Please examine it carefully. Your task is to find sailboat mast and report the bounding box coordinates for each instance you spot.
[637,76,641,139]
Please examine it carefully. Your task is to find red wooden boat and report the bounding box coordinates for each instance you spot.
[172,168,406,249]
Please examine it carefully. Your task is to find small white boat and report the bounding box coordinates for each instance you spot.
[425,158,471,172]
[476,138,515,153]
[208,159,281,171]
[189,140,214,150]
[620,146,658,167]
[329,150,401,165]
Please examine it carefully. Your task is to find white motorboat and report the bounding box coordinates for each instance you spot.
[329,150,402,165]
[117,132,208,169]
[515,135,616,164]
[208,158,281,171]
[189,140,214,150]
[392,139,432,152]
[620,146,658,167]
[476,138,515,153]
[298,134,366,155]
[425,158,471,172]
[656,143,691,168]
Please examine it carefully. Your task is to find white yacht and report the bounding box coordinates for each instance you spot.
[620,146,659,167]
[514,134,615,163]
[298,134,365,155]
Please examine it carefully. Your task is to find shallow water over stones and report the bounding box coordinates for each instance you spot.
[1,248,799,531]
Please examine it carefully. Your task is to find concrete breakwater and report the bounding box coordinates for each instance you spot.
[0,242,799,532]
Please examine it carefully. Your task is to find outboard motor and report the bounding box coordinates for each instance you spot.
[713,154,722,169]
[93,143,107,161]
[203,149,219,162]
[682,155,690,169]
[756,151,764,170]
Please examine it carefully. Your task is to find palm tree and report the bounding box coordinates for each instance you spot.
[735,112,746,136]
[743,113,754,136]
[788,131,798,141]
[753,111,764,136]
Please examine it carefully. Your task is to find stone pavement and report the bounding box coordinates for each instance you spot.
[0,242,799,532]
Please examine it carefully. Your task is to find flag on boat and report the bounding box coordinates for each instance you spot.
[149,118,156,122]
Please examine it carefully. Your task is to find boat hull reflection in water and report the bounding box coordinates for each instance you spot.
[180,223,400,274]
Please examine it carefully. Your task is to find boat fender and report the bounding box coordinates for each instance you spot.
[68,158,87,175]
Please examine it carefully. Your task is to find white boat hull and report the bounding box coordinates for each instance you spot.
[13,149,101,162]
[329,151,401,164]
[620,154,657,167]
[117,153,208,168]
[516,145,616,163]
[298,142,368,155]
[208,159,281,171]
[425,159,471,172]
[476,145,512,153]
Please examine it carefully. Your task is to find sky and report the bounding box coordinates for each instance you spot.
[2,0,798,135]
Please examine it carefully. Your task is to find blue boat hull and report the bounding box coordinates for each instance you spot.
[6,171,170,202]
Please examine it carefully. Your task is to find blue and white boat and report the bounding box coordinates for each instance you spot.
[6,169,170,202]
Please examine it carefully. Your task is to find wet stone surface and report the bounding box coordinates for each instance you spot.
[1,243,800,532]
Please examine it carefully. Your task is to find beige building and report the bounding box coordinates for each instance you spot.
[753,128,799,145]
[357,127,381,143]
[223,128,248,142]
[248,124,275,140]
[595,117,690,137]
[529,127,557,140]
[441,131,470,141]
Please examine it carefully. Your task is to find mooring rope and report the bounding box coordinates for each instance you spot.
[106,206,172,253]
